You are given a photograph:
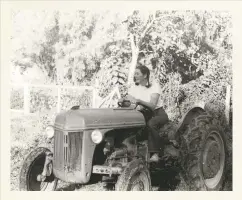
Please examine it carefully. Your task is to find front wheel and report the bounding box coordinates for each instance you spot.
[180,113,227,190]
[19,147,58,191]
[115,159,151,191]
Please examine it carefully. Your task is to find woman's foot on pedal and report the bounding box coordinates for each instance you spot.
[170,140,179,148]
[149,153,160,162]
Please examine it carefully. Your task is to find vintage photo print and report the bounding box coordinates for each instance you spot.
[1,1,242,200]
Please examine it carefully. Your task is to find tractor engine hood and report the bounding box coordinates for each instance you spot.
[54,108,146,131]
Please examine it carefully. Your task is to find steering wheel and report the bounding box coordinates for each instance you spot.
[118,99,154,116]
[118,99,137,108]
[119,99,155,125]
[71,105,80,110]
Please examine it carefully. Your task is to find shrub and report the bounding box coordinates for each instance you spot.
[10,87,24,110]
[30,87,58,113]
[60,88,93,110]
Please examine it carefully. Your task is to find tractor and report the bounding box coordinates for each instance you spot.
[19,100,227,191]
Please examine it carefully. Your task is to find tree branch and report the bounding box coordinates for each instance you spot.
[130,33,137,51]
[138,13,156,48]
[139,50,154,53]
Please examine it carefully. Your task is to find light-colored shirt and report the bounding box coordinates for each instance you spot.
[128,81,163,109]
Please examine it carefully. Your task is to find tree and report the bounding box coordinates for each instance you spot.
[11,10,58,82]
[11,10,232,117]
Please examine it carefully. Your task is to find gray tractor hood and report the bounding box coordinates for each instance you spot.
[54,108,146,131]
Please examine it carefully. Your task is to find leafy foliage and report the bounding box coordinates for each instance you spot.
[122,10,232,125]
[95,43,131,98]
[10,87,24,109]
[60,89,93,110]
[30,88,58,113]
[11,9,232,117]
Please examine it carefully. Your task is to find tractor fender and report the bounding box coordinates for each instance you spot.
[175,106,206,137]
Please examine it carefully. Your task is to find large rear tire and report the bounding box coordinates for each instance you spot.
[180,113,227,190]
[19,147,58,191]
[115,159,151,191]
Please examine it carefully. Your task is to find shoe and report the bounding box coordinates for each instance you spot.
[149,153,160,162]
[170,140,179,148]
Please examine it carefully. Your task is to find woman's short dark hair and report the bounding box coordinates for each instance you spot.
[134,64,151,88]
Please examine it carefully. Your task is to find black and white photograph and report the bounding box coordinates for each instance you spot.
[2,0,241,196]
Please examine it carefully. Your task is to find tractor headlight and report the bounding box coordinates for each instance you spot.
[45,126,55,139]
[91,130,103,144]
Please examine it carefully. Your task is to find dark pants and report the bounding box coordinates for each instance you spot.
[147,107,168,153]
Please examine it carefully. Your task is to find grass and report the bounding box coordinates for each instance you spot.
[10,112,232,191]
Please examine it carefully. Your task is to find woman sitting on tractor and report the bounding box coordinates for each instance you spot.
[119,64,169,162]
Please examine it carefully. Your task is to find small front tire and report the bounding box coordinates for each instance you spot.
[115,159,151,191]
[19,147,58,191]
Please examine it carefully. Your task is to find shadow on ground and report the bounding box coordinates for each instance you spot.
[56,168,182,191]
[56,184,76,191]
[150,168,181,191]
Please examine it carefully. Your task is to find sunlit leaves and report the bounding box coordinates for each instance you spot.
[10,87,24,110]
[11,10,232,115]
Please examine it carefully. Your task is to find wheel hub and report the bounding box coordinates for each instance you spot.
[131,180,145,191]
[203,140,221,179]
[202,131,225,189]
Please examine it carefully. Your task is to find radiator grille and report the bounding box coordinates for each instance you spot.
[68,132,83,170]
[54,130,83,171]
